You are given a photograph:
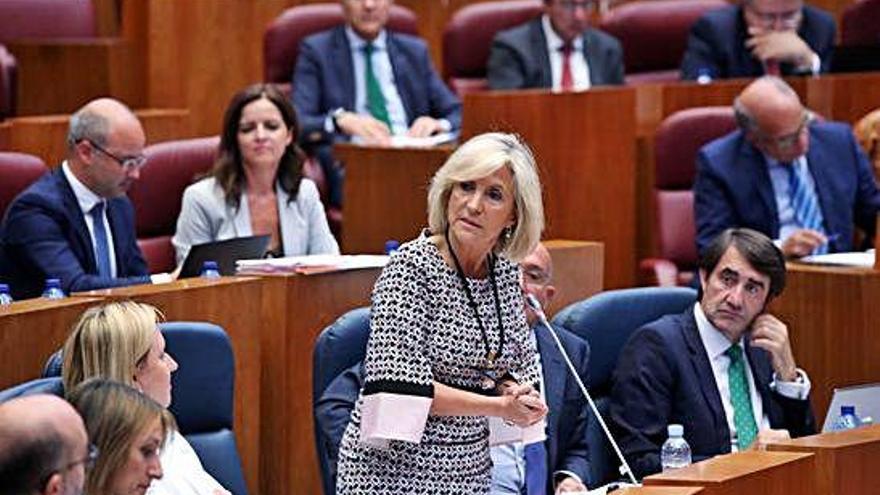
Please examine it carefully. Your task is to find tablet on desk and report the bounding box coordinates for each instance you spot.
[179,235,270,278]
[822,383,880,432]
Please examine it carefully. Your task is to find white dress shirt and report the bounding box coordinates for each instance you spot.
[765,154,826,245]
[693,302,810,451]
[61,161,118,278]
[345,27,409,135]
[541,15,591,92]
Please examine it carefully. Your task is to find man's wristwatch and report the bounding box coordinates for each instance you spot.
[331,107,347,131]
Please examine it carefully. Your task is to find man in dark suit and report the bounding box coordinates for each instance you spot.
[317,243,594,493]
[694,76,880,258]
[610,228,815,479]
[0,98,153,299]
[292,0,461,207]
[680,0,835,80]
[487,0,623,91]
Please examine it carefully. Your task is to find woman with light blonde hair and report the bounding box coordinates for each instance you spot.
[336,133,548,494]
[68,378,172,495]
[62,301,229,495]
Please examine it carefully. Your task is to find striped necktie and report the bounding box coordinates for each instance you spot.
[726,345,758,450]
[786,160,827,254]
[90,202,112,278]
[363,43,392,129]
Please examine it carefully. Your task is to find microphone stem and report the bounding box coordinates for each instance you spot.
[532,307,640,486]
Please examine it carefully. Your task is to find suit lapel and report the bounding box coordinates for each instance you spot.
[682,310,727,434]
[56,169,97,273]
[582,30,601,86]
[332,27,356,111]
[805,126,837,239]
[739,141,780,236]
[529,19,553,88]
[537,328,566,432]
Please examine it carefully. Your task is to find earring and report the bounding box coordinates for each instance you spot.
[502,226,513,242]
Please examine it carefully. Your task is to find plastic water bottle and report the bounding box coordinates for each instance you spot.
[41,279,65,300]
[0,283,13,305]
[384,240,400,255]
[200,261,221,279]
[832,405,862,431]
[661,424,692,471]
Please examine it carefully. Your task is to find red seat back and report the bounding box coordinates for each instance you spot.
[263,3,419,89]
[0,0,96,43]
[653,106,737,269]
[442,0,543,96]
[599,0,726,81]
[0,152,48,219]
[841,0,880,46]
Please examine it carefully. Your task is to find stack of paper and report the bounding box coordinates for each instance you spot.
[236,254,389,275]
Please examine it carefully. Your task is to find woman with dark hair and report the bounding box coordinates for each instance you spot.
[173,83,338,264]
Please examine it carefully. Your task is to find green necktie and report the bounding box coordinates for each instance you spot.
[363,43,392,129]
[726,345,758,450]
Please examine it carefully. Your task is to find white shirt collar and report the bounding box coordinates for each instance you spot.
[541,14,584,52]
[693,301,742,361]
[345,26,387,52]
[61,161,103,215]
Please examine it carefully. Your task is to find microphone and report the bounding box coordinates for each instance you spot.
[525,293,640,486]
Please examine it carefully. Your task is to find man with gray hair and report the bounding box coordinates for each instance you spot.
[0,98,155,299]
[694,76,880,258]
[0,394,91,495]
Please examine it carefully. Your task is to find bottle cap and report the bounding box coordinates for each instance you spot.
[384,240,400,254]
[0,283,9,293]
[842,405,856,415]
[45,278,61,288]
[667,424,684,437]
[202,261,219,270]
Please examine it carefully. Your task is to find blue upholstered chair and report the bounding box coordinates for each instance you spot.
[0,376,63,403]
[552,287,697,485]
[39,321,247,495]
[312,307,371,495]
[162,322,247,495]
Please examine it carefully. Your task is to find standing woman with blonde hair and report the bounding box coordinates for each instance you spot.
[68,378,173,495]
[336,133,548,494]
[62,301,229,495]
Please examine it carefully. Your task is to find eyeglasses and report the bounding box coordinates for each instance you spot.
[555,0,596,12]
[82,139,147,171]
[745,5,802,29]
[758,112,813,151]
[38,444,100,489]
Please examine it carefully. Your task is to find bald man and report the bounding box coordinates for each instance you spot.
[1,98,156,299]
[694,76,880,258]
[0,395,90,495]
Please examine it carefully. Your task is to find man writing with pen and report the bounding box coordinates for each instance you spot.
[693,76,880,258]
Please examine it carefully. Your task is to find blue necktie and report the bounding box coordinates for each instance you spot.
[524,442,547,495]
[787,160,827,254]
[90,202,112,278]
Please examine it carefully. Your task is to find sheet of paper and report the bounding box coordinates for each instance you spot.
[798,250,874,268]
[236,254,389,274]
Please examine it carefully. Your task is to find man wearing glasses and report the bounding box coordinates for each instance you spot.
[0,394,92,495]
[680,0,835,81]
[1,98,161,299]
[488,0,623,91]
[694,77,880,258]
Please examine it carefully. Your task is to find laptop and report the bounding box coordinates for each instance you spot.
[821,383,880,432]
[179,235,270,278]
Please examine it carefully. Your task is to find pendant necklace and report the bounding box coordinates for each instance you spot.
[445,228,505,390]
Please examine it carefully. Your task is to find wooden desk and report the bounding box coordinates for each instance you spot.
[0,296,104,389]
[620,488,704,495]
[463,87,637,288]
[768,424,880,494]
[337,144,452,254]
[0,108,189,165]
[544,240,604,316]
[770,263,880,418]
[80,276,272,495]
[644,450,815,495]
